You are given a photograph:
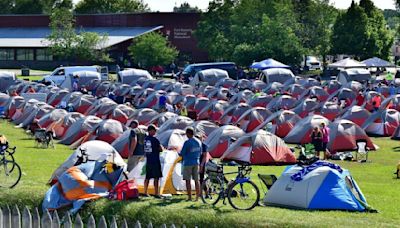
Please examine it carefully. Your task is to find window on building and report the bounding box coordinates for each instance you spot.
[16,49,34,61]
[0,49,14,60]
[36,49,53,61]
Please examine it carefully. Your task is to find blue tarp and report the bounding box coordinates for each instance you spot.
[250,58,290,70]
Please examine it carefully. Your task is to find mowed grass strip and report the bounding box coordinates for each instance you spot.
[0,119,400,227]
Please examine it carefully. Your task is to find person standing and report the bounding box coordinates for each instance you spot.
[197,134,209,186]
[72,75,79,92]
[356,92,365,106]
[143,125,163,198]
[320,122,330,160]
[127,120,146,171]
[180,128,202,201]
[310,126,323,159]
[372,95,382,112]
[158,94,167,112]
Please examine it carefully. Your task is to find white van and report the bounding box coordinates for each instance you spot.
[303,56,322,71]
[43,66,108,86]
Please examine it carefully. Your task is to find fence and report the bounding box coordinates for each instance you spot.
[0,205,187,228]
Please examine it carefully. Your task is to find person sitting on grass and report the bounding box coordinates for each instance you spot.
[143,125,163,198]
[179,127,203,201]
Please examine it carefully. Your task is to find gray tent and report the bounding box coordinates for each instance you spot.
[60,71,101,90]
[190,69,229,86]
[362,57,395,68]
[261,68,295,84]
[118,68,153,85]
[0,71,16,93]
[337,69,371,84]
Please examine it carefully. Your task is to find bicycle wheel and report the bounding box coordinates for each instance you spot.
[0,160,21,188]
[5,154,15,172]
[201,176,222,205]
[227,180,260,210]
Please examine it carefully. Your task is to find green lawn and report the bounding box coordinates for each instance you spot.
[0,119,400,227]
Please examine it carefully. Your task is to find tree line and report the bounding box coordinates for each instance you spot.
[0,0,148,14]
[0,0,201,14]
[195,0,395,67]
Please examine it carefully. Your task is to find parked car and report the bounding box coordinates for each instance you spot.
[302,56,322,71]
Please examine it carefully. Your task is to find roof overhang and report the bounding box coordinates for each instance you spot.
[0,26,163,48]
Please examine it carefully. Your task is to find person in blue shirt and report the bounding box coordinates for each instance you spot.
[143,125,163,198]
[179,127,203,201]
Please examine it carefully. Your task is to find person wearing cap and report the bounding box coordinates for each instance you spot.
[127,120,146,171]
[179,127,202,201]
[143,124,163,198]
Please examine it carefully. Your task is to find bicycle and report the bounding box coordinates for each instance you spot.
[201,162,260,210]
[0,144,22,188]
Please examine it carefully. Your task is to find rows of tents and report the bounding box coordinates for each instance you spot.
[0,63,392,212]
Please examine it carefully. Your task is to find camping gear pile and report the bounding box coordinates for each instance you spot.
[1,59,390,212]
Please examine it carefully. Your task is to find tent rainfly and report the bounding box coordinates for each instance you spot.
[362,57,395,68]
[250,58,290,70]
[328,58,366,69]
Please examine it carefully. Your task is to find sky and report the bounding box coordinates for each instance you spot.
[72,0,397,11]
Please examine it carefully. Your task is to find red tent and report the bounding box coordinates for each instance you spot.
[221,130,296,165]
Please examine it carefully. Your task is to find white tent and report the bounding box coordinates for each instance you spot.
[118,68,153,85]
[127,150,194,194]
[328,58,366,69]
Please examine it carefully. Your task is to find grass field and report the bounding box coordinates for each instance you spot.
[0,119,400,227]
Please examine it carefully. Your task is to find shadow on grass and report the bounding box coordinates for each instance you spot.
[149,198,184,206]
[391,146,400,152]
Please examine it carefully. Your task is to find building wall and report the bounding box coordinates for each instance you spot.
[0,13,208,69]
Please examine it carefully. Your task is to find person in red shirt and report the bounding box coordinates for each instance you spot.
[372,95,382,112]
[356,92,364,106]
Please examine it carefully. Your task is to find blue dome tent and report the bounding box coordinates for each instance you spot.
[250,58,290,70]
[264,162,374,212]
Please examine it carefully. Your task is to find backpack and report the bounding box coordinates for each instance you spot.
[109,179,139,200]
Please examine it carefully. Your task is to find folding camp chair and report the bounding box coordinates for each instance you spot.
[258,174,277,206]
[301,143,316,158]
[34,129,55,149]
[355,139,368,162]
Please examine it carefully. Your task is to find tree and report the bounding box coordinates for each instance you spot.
[194,0,236,60]
[383,9,400,30]
[173,2,200,12]
[74,0,149,14]
[47,8,111,62]
[195,0,305,66]
[293,0,338,64]
[128,32,179,68]
[0,0,14,14]
[332,0,393,60]
[0,0,73,14]
[359,0,394,60]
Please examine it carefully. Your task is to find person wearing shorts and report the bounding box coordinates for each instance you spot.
[321,122,330,160]
[143,125,163,198]
[180,127,202,201]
